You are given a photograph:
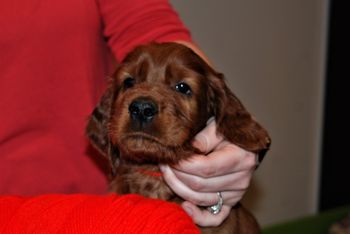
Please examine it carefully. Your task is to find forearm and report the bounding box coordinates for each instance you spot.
[99,0,192,62]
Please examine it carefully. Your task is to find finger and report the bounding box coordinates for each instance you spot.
[192,119,223,154]
[182,202,231,227]
[174,143,257,178]
[160,165,232,206]
[171,167,254,192]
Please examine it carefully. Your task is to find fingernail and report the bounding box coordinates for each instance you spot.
[193,134,207,152]
[206,116,215,124]
[182,205,193,217]
[159,165,166,172]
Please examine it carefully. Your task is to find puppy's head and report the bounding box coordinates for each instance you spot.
[86,42,270,170]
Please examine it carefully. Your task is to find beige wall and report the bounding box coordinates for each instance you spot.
[170,0,329,226]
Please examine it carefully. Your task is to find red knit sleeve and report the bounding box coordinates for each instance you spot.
[97,0,192,61]
[0,194,199,233]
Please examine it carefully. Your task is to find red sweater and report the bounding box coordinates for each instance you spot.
[0,194,200,233]
[0,0,191,195]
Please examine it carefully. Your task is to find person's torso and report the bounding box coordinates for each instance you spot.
[0,0,114,195]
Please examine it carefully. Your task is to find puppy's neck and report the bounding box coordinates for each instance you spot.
[109,163,176,201]
[108,141,202,201]
[136,167,163,177]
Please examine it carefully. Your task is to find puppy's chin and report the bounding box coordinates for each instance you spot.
[116,133,197,165]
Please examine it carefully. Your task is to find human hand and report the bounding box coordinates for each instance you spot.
[160,119,258,227]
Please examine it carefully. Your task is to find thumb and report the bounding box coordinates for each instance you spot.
[181,201,231,227]
[192,118,223,154]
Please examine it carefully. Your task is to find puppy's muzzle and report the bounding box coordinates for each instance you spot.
[128,98,158,124]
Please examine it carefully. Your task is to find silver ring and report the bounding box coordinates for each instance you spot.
[208,192,223,215]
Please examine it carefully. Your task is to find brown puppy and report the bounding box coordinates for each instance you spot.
[86,42,271,233]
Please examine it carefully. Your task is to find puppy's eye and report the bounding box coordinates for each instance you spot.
[123,77,135,89]
[175,82,192,96]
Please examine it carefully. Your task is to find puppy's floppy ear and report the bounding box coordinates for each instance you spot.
[86,85,119,175]
[208,73,271,162]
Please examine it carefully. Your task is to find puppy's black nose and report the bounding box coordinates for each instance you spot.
[129,99,158,123]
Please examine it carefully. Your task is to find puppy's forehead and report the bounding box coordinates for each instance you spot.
[128,43,197,64]
[121,43,209,83]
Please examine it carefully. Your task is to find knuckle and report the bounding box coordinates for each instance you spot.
[238,177,251,190]
[187,177,205,191]
[199,166,216,178]
[246,153,258,168]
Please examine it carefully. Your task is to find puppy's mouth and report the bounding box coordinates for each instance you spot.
[121,132,164,147]
[115,130,194,164]
[116,132,167,164]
